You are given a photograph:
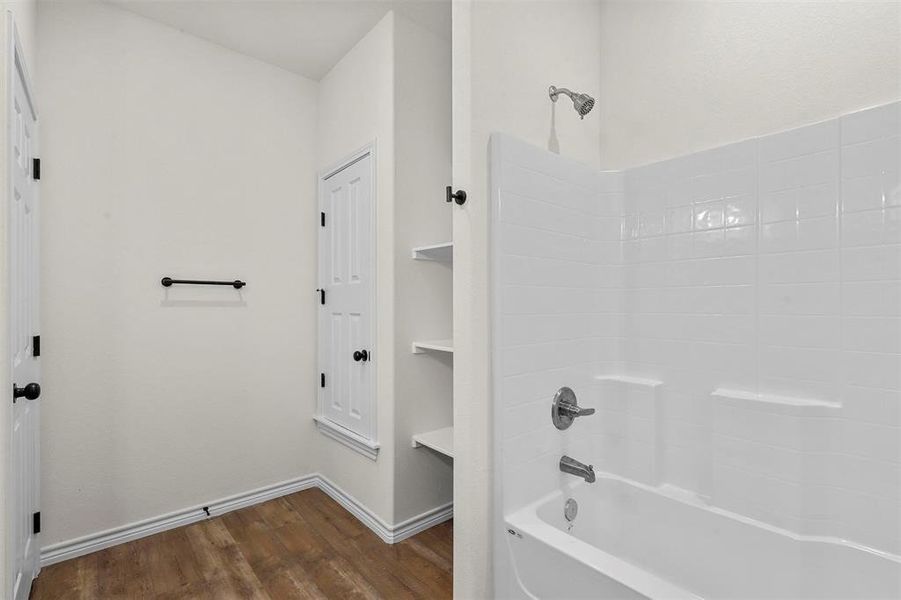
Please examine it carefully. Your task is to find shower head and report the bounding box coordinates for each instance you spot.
[549,85,595,119]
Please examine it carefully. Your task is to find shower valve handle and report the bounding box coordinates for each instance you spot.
[561,404,595,418]
[551,386,594,430]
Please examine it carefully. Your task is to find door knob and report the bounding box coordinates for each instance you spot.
[13,382,40,401]
[353,350,370,362]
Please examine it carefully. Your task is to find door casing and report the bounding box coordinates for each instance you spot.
[315,142,379,455]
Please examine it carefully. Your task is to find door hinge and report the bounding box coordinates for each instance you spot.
[32,335,40,358]
[316,288,325,305]
[32,158,41,181]
[320,212,325,227]
[320,373,325,388]
[32,512,40,535]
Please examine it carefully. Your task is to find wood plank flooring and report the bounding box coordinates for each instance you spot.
[31,488,453,599]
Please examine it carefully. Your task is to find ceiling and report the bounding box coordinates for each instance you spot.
[104,0,450,81]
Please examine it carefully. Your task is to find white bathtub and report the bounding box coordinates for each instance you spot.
[504,472,901,599]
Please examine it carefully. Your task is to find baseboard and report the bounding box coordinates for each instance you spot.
[39,474,320,567]
[40,474,452,566]
[316,474,453,544]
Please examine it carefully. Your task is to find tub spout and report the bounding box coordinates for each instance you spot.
[559,455,596,483]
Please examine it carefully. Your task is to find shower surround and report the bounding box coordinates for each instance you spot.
[491,102,900,598]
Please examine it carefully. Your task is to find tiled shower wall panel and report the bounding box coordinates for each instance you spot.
[491,134,624,512]
[616,102,900,555]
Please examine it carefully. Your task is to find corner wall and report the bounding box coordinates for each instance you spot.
[452,1,604,596]
[315,9,454,528]
[315,11,397,524]
[392,13,453,523]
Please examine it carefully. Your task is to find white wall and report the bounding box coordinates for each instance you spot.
[455,0,901,596]
[490,100,901,600]
[452,1,603,596]
[614,102,901,556]
[489,134,624,597]
[392,13,453,523]
[0,0,38,593]
[315,10,454,527]
[315,11,397,523]
[37,1,319,546]
[598,0,901,169]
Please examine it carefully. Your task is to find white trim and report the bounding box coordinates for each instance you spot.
[39,474,452,567]
[40,474,319,567]
[317,475,453,544]
[313,415,380,460]
[316,141,380,448]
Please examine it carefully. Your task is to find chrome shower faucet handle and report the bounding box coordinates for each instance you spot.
[551,386,595,430]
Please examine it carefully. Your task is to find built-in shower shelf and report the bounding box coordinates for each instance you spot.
[411,339,453,354]
[411,242,453,263]
[712,388,840,412]
[412,426,454,457]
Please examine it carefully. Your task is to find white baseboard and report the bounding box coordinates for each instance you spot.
[316,475,453,544]
[40,474,452,567]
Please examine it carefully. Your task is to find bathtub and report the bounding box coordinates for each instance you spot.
[504,472,901,599]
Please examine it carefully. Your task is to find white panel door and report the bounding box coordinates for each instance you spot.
[8,26,40,600]
[318,152,374,440]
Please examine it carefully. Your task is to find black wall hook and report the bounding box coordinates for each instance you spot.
[446,186,467,205]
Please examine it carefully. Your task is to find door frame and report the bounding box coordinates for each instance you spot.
[314,141,380,459]
[5,12,40,599]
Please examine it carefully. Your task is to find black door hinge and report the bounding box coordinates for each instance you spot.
[320,373,326,388]
[316,288,325,305]
[321,212,326,227]
[32,158,40,181]
[32,335,40,358]
[32,511,40,535]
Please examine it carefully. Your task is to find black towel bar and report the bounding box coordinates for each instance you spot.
[161,277,246,289]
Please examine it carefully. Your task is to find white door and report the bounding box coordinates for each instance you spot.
[317,151,374,441]
[8,24,40,600]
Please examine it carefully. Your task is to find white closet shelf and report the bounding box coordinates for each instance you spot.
[412,426,454,458]
[411,242,453,263]
[411,339,454,354]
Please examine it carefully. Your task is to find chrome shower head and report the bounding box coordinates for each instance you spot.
[549,85,595,119]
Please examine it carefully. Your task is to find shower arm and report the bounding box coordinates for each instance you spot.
[548,86,574,102]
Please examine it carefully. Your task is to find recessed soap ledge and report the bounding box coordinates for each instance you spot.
[712,388,840,410]
[595,374,663,388]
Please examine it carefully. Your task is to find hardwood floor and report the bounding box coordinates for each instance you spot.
[31,488,453,599]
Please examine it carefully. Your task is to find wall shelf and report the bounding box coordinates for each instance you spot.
[411,242,453,263]
[412,426,454,458]
[411,339,453,354]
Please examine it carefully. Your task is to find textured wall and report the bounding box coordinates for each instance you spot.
[599,0,901,169]
[38,1,319,545]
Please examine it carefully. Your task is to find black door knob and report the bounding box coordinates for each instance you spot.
[353,350,369,362]
[13,382,40,401]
